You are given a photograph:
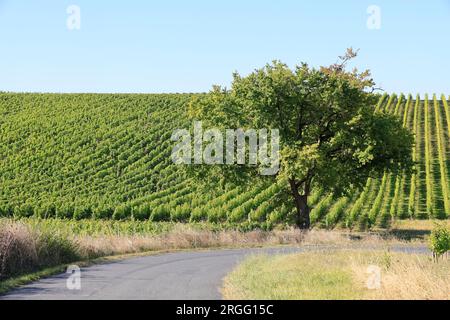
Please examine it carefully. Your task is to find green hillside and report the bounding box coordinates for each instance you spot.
[0,92,449,228]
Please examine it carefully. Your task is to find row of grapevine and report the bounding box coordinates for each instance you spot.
[0,92,449,228]
[408,97,421,217]
[424,96,434,217]
[433,95,450,216]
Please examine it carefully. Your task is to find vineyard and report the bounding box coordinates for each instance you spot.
[0,93,449,230]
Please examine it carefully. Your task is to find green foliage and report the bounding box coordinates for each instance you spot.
[171,204,191,222]
[267,204,291,225]
[424,96,434,218]
[190,207,208,222]
[55,204,74,219]
[357,213,370,231]
[433,95,450,217]
[92,205,114,220]
[14,204,34,218]
[369,174,388,226]
[0,89,446,229]
[325,197,349,229]
[310,195,333,225]
[150,205,170,222]
[408,97,421,218]
[187,52,414,228]
[429,224,450,258]
[73,206,92,220]
[132,204,151,221]
[112,205,131,221]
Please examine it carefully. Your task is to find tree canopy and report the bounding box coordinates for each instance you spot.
[187,49,414,229]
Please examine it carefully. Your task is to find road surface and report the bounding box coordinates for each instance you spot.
[0,246,428,300]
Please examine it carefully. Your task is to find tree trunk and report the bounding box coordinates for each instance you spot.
[289,179,311,230]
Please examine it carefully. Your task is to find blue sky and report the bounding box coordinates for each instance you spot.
[0,0,449,94]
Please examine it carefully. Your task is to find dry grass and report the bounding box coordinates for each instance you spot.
[223,251,450,300]
[391,220,450,231]
[0,222,38,278]
[75,226,307,258]
[351,252,450,300]
[76,227,413,259]
[0,221,79,279]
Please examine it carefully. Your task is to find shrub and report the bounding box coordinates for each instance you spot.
[150,205,170,222]
[249,202,271,223]
[190,207,208,222]
[132,204,151,221]
[92,206,114,220]
[171,204,190,222]
[14,204,34,218]
[267,204,290,225]
[357,213,370,231]
[112,205,131,221]
[325,197,349,229]
[73,206,92,220]
[35,204,56,219]
[429,224,450,260]
[56,204,74,219]
[229,206,247,223]
[310,195,333,225]
[0,204,13,218]
[207,208,227,223]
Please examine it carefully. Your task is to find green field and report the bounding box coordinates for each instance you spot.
[0,92,449,229]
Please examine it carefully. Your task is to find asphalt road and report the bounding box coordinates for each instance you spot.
[0,246,428,300]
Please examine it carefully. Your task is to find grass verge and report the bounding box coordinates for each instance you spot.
[222,250,449,300]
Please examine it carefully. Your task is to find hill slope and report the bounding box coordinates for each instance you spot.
[0,93,448,228]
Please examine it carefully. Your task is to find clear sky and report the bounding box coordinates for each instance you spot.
[0,0,449,94]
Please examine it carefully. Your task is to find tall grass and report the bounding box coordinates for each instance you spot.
[223,251,450,300]
[0,221,80,279]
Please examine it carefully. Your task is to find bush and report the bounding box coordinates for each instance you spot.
[429,224,450,259]
[310,195,333,225]
[207,207,227,223]
[35,204,56,219]
[267,204,290,225]
[357,213,370,231]
[112,205,131,221]
[229,207,247,223]
[190,207,207,222]
[249,202,270,223]
[132,204,151,221]
[92,206,114,220]
[56,204,74,219]
[150,205,170,222]
[0,204,13,218]
[171,204,190,222]
[14,204,34,218]
[73,206,92,220]
[325,197,349,229]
